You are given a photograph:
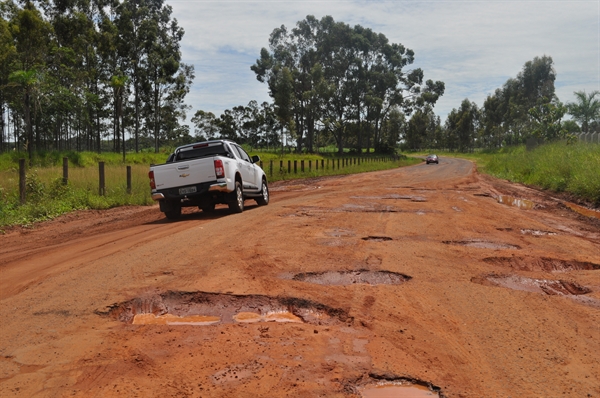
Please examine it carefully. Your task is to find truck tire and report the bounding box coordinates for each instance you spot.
[228,181,244,213]
[164,202,181,220]
[255,178,269,206]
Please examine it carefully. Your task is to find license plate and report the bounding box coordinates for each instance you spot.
[179,186,197,195]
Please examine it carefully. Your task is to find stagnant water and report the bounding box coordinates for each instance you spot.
[359,383,439,397]
[497,195,535,210]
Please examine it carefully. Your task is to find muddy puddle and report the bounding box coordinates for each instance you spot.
[472,274,599,307]
[287,270,411,286]
[102,291,351,326]
[483,256,600,273]
[359,383,439,397]
[443,240,520,250]
[497,195,535,210]
[564,202,600,220]
[355,374,444,398]
[520,229,557,236]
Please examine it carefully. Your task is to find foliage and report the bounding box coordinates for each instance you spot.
[469,142,600,205]
[566,90,600,134]
[0,0,194,156]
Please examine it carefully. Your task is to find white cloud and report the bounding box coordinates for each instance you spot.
[169,0,599,123]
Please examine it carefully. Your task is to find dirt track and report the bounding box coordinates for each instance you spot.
[1,157,599,397]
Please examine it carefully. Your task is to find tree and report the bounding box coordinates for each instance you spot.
[566,90,600,134]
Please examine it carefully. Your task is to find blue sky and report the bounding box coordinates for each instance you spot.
[167,0,599,125]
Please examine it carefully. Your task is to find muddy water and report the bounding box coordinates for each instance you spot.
[497,195,535,210]
[360,383,439,397]
[564,202,600,220]
[132,313,220,325]
[233,311,303,323]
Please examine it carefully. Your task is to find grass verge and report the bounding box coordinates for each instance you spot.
[418,142,600,206]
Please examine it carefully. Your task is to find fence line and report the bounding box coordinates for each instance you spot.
[17,156,399,205]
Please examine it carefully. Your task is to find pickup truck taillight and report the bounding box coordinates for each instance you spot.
[214,159,225,178]
[148,170,156,189]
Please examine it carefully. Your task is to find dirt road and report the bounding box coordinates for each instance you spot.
[1,157,599,397]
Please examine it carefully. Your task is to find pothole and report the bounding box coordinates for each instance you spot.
[497,195,535,210]
[288,270,411,286]
[472,274,592,296]
[362,236,393,242]
[100,291,351,326]
[443,240,520,250]
[350,195,426,202]
[353,373,444,398]
[483,256,600,273]
[473,192,492,197]
[520,229,557,236]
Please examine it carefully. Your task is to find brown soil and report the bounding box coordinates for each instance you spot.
[1,157,599,397]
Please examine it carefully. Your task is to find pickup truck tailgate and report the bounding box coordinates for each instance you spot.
[153,157,217,191]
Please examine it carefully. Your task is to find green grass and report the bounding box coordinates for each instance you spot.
[418,142,600,206]
[0,150,419,228]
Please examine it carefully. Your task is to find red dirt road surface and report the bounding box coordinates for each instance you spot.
[1,157,599,397]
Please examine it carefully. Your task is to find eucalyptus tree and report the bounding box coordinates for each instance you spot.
[566,90,600,134]
[6,0,52,158]
[444,99,480,152]
[0,13,16,151]
[253,15,444,154]
[191,110,219,141]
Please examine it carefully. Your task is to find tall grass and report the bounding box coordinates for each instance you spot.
[482,142,600,205]
[0,150,419,228]
[424,142,600,205]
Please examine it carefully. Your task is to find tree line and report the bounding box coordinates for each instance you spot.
[2,7,598,160]
[193,15,445,154]
[404,56,599,152]
[1,0,194,161]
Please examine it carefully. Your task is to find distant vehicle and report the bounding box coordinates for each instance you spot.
[426,154,439,164]
[148,140,269,220]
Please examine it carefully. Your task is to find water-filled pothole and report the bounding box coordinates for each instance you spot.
[289,270,411,286]
[101,291,351,326]
[520,229,557,236]
[443,240,520,250]
[354,373,444,398]
[362,236,393,242]
[483,257,600,272]
[497,195,535,210]
[472,274,591,295]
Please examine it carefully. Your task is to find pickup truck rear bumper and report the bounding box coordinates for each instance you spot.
[151,181,229,201]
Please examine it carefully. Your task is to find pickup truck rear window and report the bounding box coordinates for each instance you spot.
[176,143,230,161]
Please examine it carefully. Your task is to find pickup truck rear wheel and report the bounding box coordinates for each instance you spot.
[228,181,244,213]
[164,201,182,220]
[256,179,269,206]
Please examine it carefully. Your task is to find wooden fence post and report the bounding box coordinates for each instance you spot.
[126,165,132,194]
[63,157,68,185]
[294,160,297,174]
[19,158,26,205]
[99,161,105,196]
[288,160,291,174]
[301,160,304,172]
[309,160,312,172]
[269,160,273,177]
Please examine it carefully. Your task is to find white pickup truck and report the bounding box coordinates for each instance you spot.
[148,140,269,220]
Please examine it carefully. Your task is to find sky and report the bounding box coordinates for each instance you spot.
[167,0,599,127]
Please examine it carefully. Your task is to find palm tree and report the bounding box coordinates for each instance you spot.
[566,90,600,134]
